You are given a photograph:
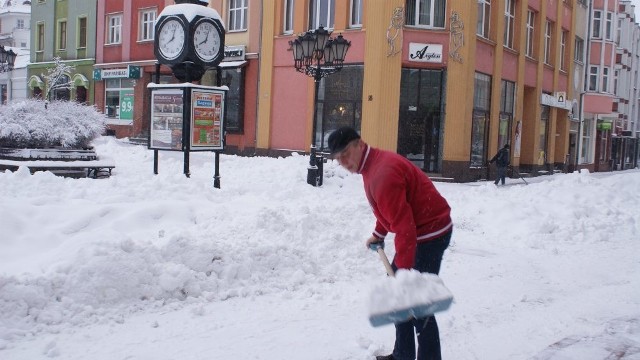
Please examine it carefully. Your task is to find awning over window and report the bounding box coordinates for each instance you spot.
[28,75,44,90]
[218,60,247,69]
[72,74,90,88]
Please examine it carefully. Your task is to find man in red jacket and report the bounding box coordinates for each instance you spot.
[328,126,453,360]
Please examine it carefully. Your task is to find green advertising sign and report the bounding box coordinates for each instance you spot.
[120,91,134,120]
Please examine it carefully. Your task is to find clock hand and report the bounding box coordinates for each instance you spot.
[198,29,211,46]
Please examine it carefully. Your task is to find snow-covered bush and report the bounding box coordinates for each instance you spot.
[0,99,106,149]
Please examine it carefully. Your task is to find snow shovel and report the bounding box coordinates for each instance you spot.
[368,244,454,327]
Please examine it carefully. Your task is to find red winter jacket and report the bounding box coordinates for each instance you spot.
[357,144,452,269]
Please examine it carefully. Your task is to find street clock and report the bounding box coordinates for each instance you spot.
[153,0,226,82]
[192,16,225,65]
[154,15,189,64]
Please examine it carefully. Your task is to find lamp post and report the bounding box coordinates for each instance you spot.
[0,45,17,104]
[290,26,351,186]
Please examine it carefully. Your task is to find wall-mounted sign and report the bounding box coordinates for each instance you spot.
[224,45,246,61]
[541,93,572,110]
[409,43,443,63]
[94,65,142,80]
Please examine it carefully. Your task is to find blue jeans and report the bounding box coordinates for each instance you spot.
[392,230,452,360]
[495,166,507,185]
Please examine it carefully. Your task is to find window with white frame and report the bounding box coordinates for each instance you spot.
[283,0,294,34]
[588,66,599,91]
[526,10,535,57]
[405,0,446,28]
[592,10,601,38]
[614,69,619,96]
[477,0,491,38]
[560,30,567,70]
[58,20,67,51]
[350,0,363,28]
[580,118,593,163]
[78,17,87,48]
[602,67,609,93]
[229,0,248,31]
[574,36,584,62]
[309,0,334,29]
[544,21,553,65]
[37,22,45,51]
[107,14,122,44]
[16,19,24,29]
[504,0,515,48]
[139,8,156,41]
[605,12,613,40]
[616,19,622,44]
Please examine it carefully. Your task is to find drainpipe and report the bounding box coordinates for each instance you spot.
[253,1,263,156]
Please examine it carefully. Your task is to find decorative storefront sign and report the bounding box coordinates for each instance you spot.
[386,7,404,57]
[449,12,464,63]
[150,89,185,151]
[224,45,246,61]
[409,43,443,63]
[541,93,572,110]
[93,66,142,80]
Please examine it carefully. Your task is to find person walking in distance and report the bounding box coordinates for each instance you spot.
[327,126,453,360]
[489,144,510,186]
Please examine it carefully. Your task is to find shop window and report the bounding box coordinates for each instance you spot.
[105,78,135,121]
[539,104,550,164]
[201,66,246,133]
[499,80,515,149]
[471,72,492,167]
[315,65,363,149]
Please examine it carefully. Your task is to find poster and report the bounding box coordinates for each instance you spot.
[190,89,225,150]
[150,90,184,150]
[119,91,134,121]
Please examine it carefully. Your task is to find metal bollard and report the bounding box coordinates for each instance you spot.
[307,145,324,186]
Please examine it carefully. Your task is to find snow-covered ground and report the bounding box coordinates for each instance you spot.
[1,136,639,359]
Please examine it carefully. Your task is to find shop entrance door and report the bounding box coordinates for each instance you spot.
[397,69,444,172]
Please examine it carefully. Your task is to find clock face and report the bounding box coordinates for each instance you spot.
[158,18,186,61]
[193,20,222,62]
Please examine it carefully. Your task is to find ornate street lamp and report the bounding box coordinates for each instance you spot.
[289,26,351,186]
[0,45,17,72]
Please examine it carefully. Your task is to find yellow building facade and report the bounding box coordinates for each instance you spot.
[258,0,577,182]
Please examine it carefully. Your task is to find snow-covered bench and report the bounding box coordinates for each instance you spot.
[0,157,115,179]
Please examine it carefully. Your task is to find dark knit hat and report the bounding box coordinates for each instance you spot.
[327,127,361,155]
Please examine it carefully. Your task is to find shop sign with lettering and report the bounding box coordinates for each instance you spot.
[408,43,443,63]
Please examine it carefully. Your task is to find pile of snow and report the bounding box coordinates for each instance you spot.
[0,136,638,359]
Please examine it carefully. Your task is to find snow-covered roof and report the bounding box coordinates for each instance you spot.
[158,3,225,29]
[0,3,30,15]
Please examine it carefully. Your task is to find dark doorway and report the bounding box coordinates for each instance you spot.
[76,86,87,103]
[397,68,445,172]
